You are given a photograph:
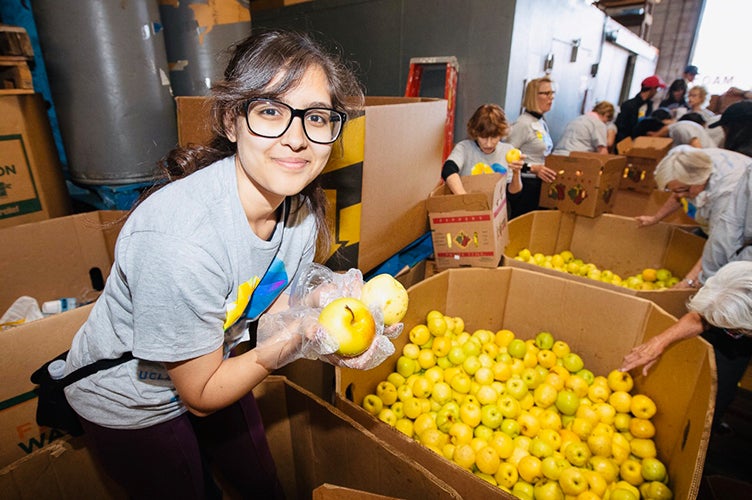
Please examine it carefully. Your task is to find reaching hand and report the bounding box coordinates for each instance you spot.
[620,336,667,377]
[533,164,557,183]
[635,215,657,228]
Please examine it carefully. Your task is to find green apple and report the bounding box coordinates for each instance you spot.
[611,487,639,500]
[361,394,383,416]
[462,355,481,376]
[436,401,460,432]
[558,466,588,495]
[500,418,521,438]
[430,382,452,406]
[551,340,570,358]
[641,457,668,482]
[564,441,591,467]
[512,480,535,500]
[535,331,555,350]
[402,397,424,419]
[517,411,541,437]
[541,454,569,480]
[641,480,673,500]
[533,382,559,409]
[450,372,472,394]
[533,479,564,500]
[555,389,580,416]
[562,353,584,373]
[481,404,504,429]
[521,367,542,389]
[360,273,408,326]
[447,346,466,365]
[394,417,414,437]
[576,368,595,385]
[505,377,529,400]
[377,408,397,426]
[529,437,555,458]
[507,338,528,359]
[587,431,613,458]
[395,355,417,378]
[497,395,522,419]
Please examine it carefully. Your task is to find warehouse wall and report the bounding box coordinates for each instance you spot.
[253,0,656,146]
[253,0,516,144]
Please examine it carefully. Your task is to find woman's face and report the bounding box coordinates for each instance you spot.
[687,89,703,109]
[536,82,555,113]
[228,64,335,206]
[665,180,705,199]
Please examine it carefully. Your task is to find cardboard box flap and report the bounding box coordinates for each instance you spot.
[313,484,403,500]
[623,137,674,159]
[0,211,125,312]
[426,174,503,212]
[257,376,462,500]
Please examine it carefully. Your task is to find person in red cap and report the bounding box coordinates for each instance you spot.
[614,75,667,143]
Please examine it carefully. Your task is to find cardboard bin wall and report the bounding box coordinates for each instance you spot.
[1,375,461,500]
[175,95,446,275]
[335,268,715,500]
[426,173,509,270]
[0,210,125,315]
[502,211,705,319]
[610,189,699,227]
[539,152,625,217]
[0,94,71,229]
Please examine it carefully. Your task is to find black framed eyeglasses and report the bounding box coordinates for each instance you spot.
[244,98,347,145]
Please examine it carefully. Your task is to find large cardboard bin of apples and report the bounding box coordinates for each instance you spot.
[335,267,714,500]
[502,211,706,319]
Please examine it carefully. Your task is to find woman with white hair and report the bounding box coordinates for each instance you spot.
[635,144,751,287]
[621,261,752,432]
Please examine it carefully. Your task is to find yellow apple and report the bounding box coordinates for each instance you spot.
[360,274,409,325]
[319,297,376,356]
[506,147,522,163]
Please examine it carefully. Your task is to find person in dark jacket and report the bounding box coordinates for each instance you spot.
[614,75,667,143]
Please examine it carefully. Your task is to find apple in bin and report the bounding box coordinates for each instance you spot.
[360,273,409,326]
[318,297,376,356]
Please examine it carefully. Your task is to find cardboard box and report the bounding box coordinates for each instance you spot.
[313,483,403,500]
[0,375,462,499]
[0,304,94,467]
[616,136,674,193]
[502,211,706,319]
[610,188,700,227]
[539,152,625,217]
[0,94,71,229]
[0,210,125,315]
[426,173,508,270]
[335,268,714,500]
[175,96,446,274]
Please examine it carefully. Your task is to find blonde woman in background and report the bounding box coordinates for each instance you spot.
[506,77,558,218]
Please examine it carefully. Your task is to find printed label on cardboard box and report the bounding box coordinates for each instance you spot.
[0,135,41,219]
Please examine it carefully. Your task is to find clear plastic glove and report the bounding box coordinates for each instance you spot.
[320,321,404,370]
[255,306,339,371]
[290,263,364,309]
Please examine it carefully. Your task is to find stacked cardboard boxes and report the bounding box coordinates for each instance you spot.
[616,137,673,193]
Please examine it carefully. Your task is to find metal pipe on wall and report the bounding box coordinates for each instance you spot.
[32,0,177,186]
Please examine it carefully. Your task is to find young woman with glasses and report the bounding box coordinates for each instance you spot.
[59,30,371,498]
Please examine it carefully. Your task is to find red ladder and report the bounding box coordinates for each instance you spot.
[404,56,458,161]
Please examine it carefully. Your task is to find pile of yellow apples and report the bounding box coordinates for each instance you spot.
[514,248,680,291]
[360,310,673,500]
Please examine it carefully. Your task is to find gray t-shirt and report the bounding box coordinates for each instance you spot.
[667,121,715,148]
[64,156,317,429]
[446,139,515,183]
[553,113,607,155]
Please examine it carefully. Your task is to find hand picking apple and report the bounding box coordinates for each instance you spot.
[289,263,364,308]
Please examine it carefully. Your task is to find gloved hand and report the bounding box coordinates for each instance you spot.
[255,306,339,371]
[290,263,364,309]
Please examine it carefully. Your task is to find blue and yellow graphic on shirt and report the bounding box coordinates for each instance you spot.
[223,259,289,330]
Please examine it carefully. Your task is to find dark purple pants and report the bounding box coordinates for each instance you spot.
[80,392,285,499]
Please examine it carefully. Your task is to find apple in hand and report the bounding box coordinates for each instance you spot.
[319,297,376,356]
[506,148,522,164]
[360,274,409,325]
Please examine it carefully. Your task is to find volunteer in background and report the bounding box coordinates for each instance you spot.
[59,30,397,498]
[659,78,690,118]
[644,108,715,148]
[687,85,716,123]
[441,103,523,195]
[553,100,615,155]
[614,75,666,143]
[506,77,558,218]
[621,260,752,433]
